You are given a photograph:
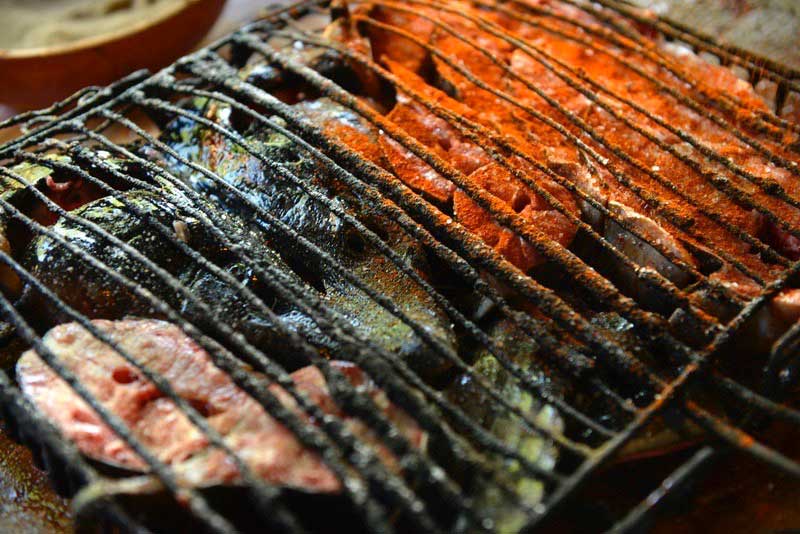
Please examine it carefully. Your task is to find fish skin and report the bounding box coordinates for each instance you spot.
[0,156,119,298]
[444,317,564,529]
[146,97,458,380]
[19,188,321,370]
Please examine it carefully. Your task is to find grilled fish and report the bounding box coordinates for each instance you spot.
[321,0,800,344]
[0,156,119,298]
[144,96,458,380]
[16,318,425,491]
[445,317,564,531]
[19,187,313,364]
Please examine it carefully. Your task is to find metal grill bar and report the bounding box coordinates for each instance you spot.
[0,279,240,533]
[0,371,149,533]
[116,95,588,458]
[609,446,716,533]
[0,180,303,530]
[155,82,623,435]
[1,129,462,532]
[15,143,452,506]
[284,25,720,327]
[154,79,621,403]
[239,36,687,386]
[110,95,571,489]
[433,0,800,202]
[0,170,424,533]
[202,33,800,528]
[211,12,800,438]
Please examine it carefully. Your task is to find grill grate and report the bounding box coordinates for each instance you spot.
[0,0,799,531]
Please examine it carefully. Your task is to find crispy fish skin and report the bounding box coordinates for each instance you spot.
[0,156,115,298]
[150,97,458,380]
[19,189,238,318]
[19,188,325,370]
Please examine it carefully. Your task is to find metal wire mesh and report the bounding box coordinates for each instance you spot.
[0,0,798,532]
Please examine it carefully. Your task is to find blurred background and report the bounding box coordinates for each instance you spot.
[0,0,273,121]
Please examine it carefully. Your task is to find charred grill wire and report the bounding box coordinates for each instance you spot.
[0,0,799,532]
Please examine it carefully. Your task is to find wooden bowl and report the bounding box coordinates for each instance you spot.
[0,0,227,111]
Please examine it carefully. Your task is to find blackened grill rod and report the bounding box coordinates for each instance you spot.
[687,401,800,478]
[241,35,711,374]
[0,86,96,130]
[2,145,439,533]
[22,139,472,494]
[163,83,623,434]
[0,225,302,532]
[208,48,666,404]
[0,71,152,157]
[186,52,788,496]
[174,72,644,424]
[425,0,800,202]
[609,446,716,534]
[585,0,800,95]
[346,14,791,280]
[0,160,415,529]
[711,373,800,427]
[72,107,568,523]
[129,94,598,456]
[0,372,149,534]
[8,151,453,534]
[767,321,800,388]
